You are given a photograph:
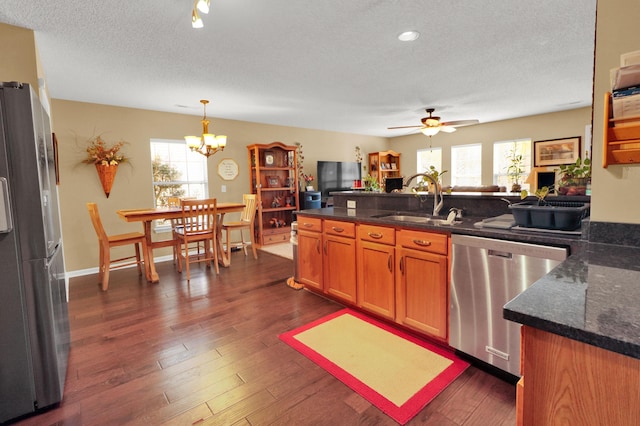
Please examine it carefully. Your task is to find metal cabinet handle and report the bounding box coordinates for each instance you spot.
[413,239,432,247]
[332,226,344,233]
[324,240,327,255]
[388,255,392,272]
[399,256,404,274]
[368,232,383,239]
[316,240,321,254]
[303,222,315,228]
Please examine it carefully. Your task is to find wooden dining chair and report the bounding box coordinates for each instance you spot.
[86,202,147,291]
[221,194,258,263]
[175,198,219,282]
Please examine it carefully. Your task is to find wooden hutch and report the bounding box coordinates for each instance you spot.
[247,142,299,245]
[368,150,401,190]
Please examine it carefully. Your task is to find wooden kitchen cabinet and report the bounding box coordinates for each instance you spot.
[519,326,640,425]
[323,220,357,303]
[356,224,396,320]
[297,217,323,290]
[395,229,449,340]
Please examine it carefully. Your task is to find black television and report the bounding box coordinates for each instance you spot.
[317,161,362,199]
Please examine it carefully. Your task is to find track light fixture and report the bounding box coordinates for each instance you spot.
[191,0,211,28]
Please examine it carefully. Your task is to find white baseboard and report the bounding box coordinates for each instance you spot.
[66,254,174,279]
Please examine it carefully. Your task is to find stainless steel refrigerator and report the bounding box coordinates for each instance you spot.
[0,82,69,423]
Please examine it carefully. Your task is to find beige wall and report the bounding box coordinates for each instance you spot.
[591,0,640,223]
[389,107,592,187]
[0,24,41,98]
[51,99,387,271]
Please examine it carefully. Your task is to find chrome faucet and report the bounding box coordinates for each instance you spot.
[403,173,444,217]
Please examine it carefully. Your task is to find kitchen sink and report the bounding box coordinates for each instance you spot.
[373,213,460,226]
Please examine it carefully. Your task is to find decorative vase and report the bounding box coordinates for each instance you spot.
[511,183,522,193]
[95,163,118,198]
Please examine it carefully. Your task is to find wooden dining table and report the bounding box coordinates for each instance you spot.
[117,202,245,283]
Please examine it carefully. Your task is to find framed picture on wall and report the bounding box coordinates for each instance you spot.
[534,137,581,167]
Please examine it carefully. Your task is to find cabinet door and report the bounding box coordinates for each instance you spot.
[324,234,357,303]
[396,246,448,339]
[357,240,395,320]
[298,229,323,290]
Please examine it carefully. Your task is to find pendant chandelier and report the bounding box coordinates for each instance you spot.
[185,99,227,157]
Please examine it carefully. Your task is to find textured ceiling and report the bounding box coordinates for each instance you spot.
[0,0,597,137]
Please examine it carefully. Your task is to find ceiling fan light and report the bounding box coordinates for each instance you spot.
[192,9,203,28]
[420,127,440,136]
[398,31,420,42]
[196,0,210,14]
[440,126,457,133]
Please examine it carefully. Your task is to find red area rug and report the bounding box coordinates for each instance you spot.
[279,308,469,424]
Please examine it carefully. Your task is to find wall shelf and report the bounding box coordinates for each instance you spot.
[603,91,640,167]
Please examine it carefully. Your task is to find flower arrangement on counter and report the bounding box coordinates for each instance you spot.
[82,136,128,166]
[302,173,314,184]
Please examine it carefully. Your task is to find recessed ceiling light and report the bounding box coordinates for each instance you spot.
[398,31,420,42]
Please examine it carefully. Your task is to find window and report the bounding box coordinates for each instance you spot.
[493,139,531,191]
[150,139,208,229]
[451,144,482,186]
[417,147,442,175]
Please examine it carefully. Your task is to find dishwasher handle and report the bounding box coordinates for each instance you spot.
[488,249,513,259]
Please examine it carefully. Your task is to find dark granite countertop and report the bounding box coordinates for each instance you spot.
[504,243,640,359]
[296,206,587,253]
[296,202,640,360]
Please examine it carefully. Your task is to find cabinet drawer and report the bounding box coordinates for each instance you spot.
[263,232,289,244]
[324,220,355,238]
[298,216,322,233]
[397,229,448,255]
[357,224,395,245]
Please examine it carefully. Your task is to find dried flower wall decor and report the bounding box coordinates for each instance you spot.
[82,136,128,166]
[82,136,129,198]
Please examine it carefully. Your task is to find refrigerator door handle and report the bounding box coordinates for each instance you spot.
[0,177,13,232]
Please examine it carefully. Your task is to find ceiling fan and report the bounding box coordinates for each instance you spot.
[388,108,479,136]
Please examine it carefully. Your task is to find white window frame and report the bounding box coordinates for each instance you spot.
[417,147,443,175]
[150,138,208,231]
[451,143,482,186]
[493,138,532,191]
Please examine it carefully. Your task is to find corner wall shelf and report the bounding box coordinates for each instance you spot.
[603,91,640,167]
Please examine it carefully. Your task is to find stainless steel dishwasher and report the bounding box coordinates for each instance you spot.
[449,234,567,376]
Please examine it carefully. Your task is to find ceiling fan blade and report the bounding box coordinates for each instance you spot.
[387,125,423,129]
[440,126,457,133]
[442,119,479,127]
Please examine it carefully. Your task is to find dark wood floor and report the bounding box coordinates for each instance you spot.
[15,251,516,426]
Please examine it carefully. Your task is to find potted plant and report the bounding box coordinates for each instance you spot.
[556,157,591,196]
[507,147,524,192]
[363,174,380,192]
[414,165,446,193]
